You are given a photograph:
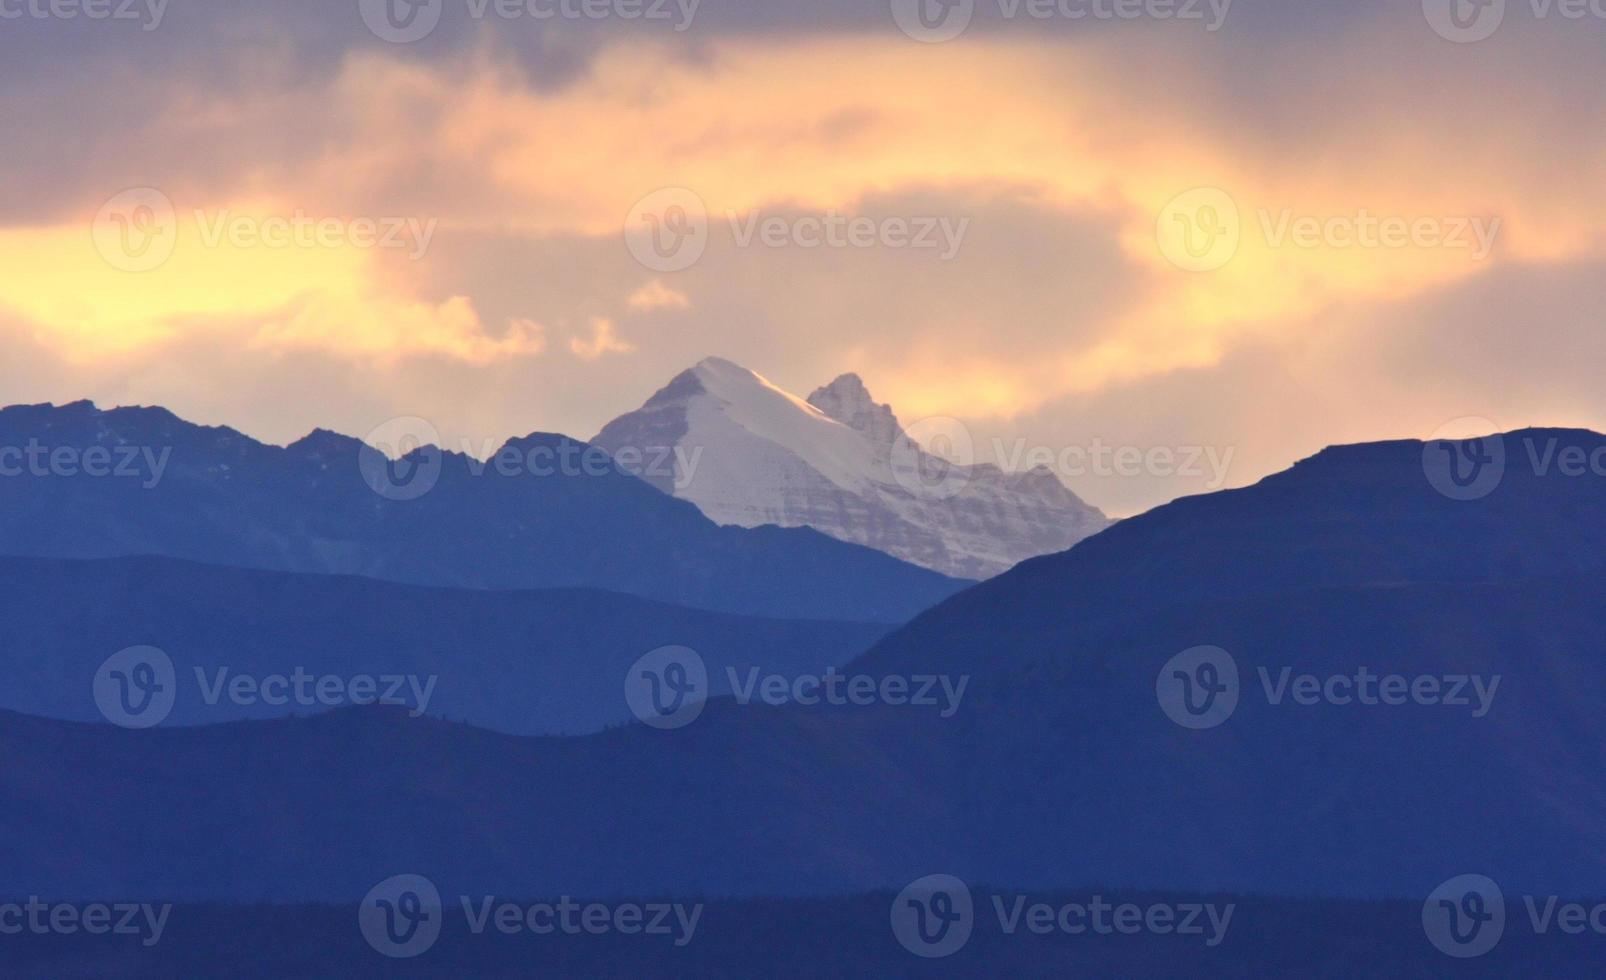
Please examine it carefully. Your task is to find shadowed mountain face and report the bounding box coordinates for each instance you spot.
[0,401,967,623]
[4,430,1603,903]
[592,358,1110,579]
[858,428,1606,677]
[0,555,888,735]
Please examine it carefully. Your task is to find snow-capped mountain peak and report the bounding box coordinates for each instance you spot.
[593,358,1111,579]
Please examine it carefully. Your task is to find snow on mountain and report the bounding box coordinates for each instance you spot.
[593,357,1111,579]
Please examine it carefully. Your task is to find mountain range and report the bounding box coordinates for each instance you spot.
[593,357,1110,579]
[0,554,887,735]
[5,428,1602,903]
[0,399,964,623]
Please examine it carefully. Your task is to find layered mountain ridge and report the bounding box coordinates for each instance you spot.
[0,399,965,622]
[7,429,1602,902]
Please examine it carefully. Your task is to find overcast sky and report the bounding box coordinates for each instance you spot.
[2,0,1602,514]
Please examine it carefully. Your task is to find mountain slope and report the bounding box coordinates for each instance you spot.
[0,400,966,622]
[0,554,888,735]
[0,573,1600,901]
[859,427,1606,676]
[592,357,1109,579]
[5,430,1605,902]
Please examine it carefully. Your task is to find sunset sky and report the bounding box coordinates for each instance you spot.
[3,0,1604,514]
